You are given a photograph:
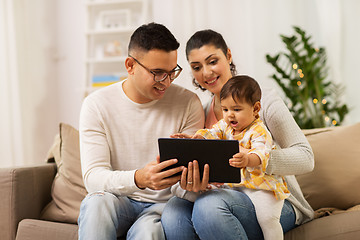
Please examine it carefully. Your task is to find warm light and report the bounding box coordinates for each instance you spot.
[299,73,304,78]
[313,98,318,104]
[321,110,325,115]
[297,69,303,74]
[292,64,298,69]
[332,120,337,125]
[297,81,302,86]
[322,99,327,104]
[315,48,319,52]
[325,116,330,122]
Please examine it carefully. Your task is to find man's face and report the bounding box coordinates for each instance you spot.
[125,49,178,104]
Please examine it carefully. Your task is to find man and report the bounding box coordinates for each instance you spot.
[77,22,204,239]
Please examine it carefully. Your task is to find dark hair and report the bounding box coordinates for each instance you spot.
[220,75,261,105]
[128,22,179,54]
[186,29,237,91]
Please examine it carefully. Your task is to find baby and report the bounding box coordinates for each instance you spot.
[175,75,290,240]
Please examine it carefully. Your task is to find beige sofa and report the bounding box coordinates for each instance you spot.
[1,122,360,240]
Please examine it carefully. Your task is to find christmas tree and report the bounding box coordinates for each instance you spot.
[266,26,349,129]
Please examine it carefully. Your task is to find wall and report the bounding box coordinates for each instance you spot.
[153,0,360,125]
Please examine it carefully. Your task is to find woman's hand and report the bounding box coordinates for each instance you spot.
[180,160,209,192]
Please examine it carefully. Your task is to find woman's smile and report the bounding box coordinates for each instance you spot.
[205,76,219,85]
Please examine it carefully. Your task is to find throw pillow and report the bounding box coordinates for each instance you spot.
[41,123,87,223]
[297,122,360,210]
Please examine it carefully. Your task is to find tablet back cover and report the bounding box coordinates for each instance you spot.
[158,138,241,183]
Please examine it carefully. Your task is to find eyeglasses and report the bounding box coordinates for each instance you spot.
[129,55,182,82]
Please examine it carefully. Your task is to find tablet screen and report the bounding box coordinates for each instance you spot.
[158,138,241,183]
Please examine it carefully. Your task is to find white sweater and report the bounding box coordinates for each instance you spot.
[79,80,204,203]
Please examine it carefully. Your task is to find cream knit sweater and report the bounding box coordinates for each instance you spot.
[79,80,204,203]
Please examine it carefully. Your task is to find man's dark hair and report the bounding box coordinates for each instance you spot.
[220,75,261,105]
[128,22,179,53]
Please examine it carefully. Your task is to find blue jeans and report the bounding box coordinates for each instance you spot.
[161,189,297,240]
[78,191,165,240]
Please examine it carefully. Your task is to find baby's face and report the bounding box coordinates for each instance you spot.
[221,96,257,134]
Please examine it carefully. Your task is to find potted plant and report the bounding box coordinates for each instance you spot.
[266,26,349,129]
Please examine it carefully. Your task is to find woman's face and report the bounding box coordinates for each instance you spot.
[187,44,233,96]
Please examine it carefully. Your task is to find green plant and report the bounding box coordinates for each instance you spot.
[266,26,349,129]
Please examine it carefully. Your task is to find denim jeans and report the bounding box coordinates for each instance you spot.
[161,188,297,240]
[78,191,165,240]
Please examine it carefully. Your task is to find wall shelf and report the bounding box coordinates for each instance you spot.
[85,0,149,94]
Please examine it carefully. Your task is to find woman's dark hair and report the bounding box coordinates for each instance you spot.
[128,22,179,54]
[186,29,237,91]
[220,75,261,105]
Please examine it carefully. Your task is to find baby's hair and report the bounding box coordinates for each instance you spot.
[220,75,261,105]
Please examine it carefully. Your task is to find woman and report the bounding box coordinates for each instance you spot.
[162,30,315,239]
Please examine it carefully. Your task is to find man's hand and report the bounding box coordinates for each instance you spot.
[134,156,183,190]
[180,160,209,192]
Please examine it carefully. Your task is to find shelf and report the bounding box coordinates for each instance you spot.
[87,27,135,35]
[86,0,143,7]
[85,0,149,93]
[87,56,127,63]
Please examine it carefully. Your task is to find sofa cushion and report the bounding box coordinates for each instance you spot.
[41,123,87,224]
[297,123,360,210]
[284,209,360,240]
[16,219,78,240]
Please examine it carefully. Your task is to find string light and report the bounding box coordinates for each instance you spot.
[297,81,301,86]
[332,120,337,125]
[322,99,327,104]
[292,64,298,69]
[325,116,330,122]
[299,73,304,78]
[313,98,318,104]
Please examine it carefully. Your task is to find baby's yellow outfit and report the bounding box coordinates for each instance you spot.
[196,118,290,200]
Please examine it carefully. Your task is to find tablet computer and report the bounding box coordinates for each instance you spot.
[158,138,241,183]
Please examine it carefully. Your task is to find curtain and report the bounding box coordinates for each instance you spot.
[0,0,24,167]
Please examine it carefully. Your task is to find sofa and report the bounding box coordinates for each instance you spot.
[1,122,360,240]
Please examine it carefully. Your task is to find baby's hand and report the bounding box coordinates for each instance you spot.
[170,133,193,138]
[192,134,204,139]
[229,152,249,168]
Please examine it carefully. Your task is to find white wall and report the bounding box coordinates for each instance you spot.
[153,0,360,125]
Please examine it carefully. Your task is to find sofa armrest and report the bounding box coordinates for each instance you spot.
[0,163,57,240]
